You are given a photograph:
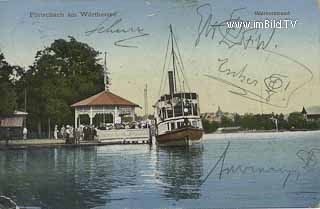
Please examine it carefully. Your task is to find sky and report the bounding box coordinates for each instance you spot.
[0,0,319,115]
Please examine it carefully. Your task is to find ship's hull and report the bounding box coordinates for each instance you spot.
[156,127,203,146]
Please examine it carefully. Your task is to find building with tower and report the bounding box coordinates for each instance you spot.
[71,52,141,129]
[301,106,320,122]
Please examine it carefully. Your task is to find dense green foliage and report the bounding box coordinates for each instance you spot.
[1,37,104,135]
[25,37,104,133]
[202,119,219,133]
[0,53,19,114]
[202,112,320,133]
[287,112,306,129]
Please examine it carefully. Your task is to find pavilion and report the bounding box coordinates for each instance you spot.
[71,52,142,129]
[71,91,140,128]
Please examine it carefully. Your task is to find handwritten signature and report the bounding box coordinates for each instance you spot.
[195,3,275,50]
[217,57,257,87]
[200,142,300,188]
[296,148,320,169]
[205,57,292,107]
[205,53,314,108]
[200,142,319,189]
[197,3,314,107]
[85,15,149,48]
[264,73,290,102]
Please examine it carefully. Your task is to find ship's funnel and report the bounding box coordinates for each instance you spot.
[168,71,175,95]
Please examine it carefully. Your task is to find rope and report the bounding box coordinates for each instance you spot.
[158,32,171,98]
[172,31,191,92]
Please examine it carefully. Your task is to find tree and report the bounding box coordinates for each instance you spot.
[0,53,18,114]
[240,113,256,129]
[220,116,233,127]
[288,112,306,129]
[0,81,17,114]
[23,37,104,135]
[307,121,320,130]
[233,113,241,126]
[276,113,288,130]
[202,119,219,133]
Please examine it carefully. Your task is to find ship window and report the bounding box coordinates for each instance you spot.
[162,107,166,119]
[174,104,183,117]
[167,109,173,118]
[193,104,198,116]
[167,123,170,130]
[177,122,183,128]
[184,103,192,116]
[192,120,197,127]
[171,123,175,130]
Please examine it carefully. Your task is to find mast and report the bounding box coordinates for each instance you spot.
[24,88,27,128]
[169,24,177,94]
[144,84,148,118]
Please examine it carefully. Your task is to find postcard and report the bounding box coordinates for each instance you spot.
[0,0,319,209]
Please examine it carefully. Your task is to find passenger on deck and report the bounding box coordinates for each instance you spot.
[184,118,191,127]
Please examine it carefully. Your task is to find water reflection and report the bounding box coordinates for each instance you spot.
[0,145,151,209]
[1,133,318,209]
[156,145,203,200]
[0,147,111,209]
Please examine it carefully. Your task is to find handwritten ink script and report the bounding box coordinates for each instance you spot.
[200,142,319,189]
[195,3,314,107]
[195,3,275,50]
[85,13,149,48]
[296,148,320,169]
[205,57,296,108]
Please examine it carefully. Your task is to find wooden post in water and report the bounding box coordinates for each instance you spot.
[148,126,152,145]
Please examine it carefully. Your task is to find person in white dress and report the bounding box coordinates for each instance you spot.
[54,125,58,139]
[23,127,27,140]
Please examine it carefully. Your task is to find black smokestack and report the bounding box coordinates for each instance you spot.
[168,71,175,95]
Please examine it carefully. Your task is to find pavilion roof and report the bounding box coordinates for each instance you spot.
[71,91,140,108]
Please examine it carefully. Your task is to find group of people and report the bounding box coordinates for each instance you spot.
[54,125,73,140]
[52,121,152,143]
[53,125,98,143]
[98,120,151,130]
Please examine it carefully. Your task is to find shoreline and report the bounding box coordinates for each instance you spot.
[203,129,320,140]
[206,129,320,134]
[0,130,318,150]
[0,138,150,151]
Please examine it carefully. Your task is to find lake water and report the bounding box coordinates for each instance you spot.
[0,131,319,209]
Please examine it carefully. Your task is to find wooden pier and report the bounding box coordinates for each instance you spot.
[0,128,153,150]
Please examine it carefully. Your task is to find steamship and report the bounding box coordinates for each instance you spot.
[154,25,203,146]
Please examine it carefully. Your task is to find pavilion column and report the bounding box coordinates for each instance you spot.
[114,106,118,124]
[90,106,93,125]
[132,109,136,122]
[103,106,105,124]
[74,108,78,129]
